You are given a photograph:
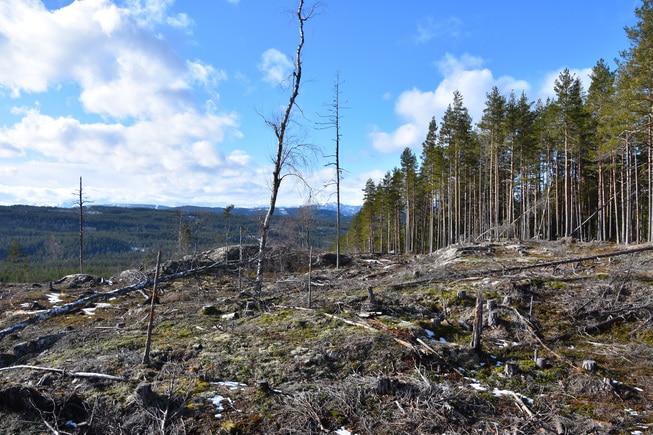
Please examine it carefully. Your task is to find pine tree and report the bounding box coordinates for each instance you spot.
[587,59,618,241]
[400,148,418,253]
[478,86,507,240]
[553,69,587,238]
[618,0,653,242]
[5,240,29,282]
[419,117,441,252]
[439,91,474,243]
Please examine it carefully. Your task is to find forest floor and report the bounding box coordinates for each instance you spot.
[0,240,652,434]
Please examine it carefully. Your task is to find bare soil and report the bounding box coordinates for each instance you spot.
[0,240,652,434]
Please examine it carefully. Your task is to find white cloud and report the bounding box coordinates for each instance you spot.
[167,12,193,29]
[259,48,293,86]
[0,0,250,207]
[537,67,593,100]
[226,149,251,166]
[415,16,463,44]
[125,0,174,27]
[0,0,207,120]
[92,3,123,35]
[187,60,228,88]
[370,53,530,153]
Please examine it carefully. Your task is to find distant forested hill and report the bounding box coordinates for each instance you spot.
[0,204,353,282]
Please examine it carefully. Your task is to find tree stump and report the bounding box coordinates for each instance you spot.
[376,377,398,395]
[470,294,483,351]
[245,300,255,316]
[134,382,159,406]
[257,380,274,395]
[504,361,519,377]
[457,290,466,300]
[536,357,547,369]
[486,299,496,311]
[364,286,381,312]
[487,310,498,328]
[582,360,597,372]
[367,286,376,305]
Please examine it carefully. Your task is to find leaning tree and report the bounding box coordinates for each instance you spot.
[255,0,319,293]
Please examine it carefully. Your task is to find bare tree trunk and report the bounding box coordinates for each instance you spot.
[648,115,653,242]
[255,0,311,293]
[142,251,162,365]
[74,177,89,274]
[564,126,570,237]
[613,152,620,243]
[79,178,84,273]
[471,294,483,352]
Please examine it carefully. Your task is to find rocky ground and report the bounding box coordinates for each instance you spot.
[0,240,652,434]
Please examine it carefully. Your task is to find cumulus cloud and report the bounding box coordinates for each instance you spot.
[0,0,248,206]
[369,53,530,153]
[259,48,293,86]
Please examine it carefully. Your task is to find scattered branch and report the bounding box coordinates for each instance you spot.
[0,260,224,340]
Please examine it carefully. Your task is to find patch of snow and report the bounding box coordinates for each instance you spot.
[424,329,435,338]
[47,293,63,304]
[439,337,447,342]
[625,408,639,416]
[469,383,487,391]
[214,381,247,390]
[209,394,232,418]
[493,339,519,348]
[491,388,533,404]
[335,427,353,435]
[82,303,113,316]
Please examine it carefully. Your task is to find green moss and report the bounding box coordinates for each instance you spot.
[435,321,469,344]
[569,399,596,419]
[546,280,566,291]
[329,408,347,424]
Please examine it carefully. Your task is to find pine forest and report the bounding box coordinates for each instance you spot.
[344,2,653,254]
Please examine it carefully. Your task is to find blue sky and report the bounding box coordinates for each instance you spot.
[0,0,639,208]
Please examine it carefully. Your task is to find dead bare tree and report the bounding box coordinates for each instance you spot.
[255,0,318,293]
[73,176,92,274]
[318,72,347,269]
[142,251,162,365]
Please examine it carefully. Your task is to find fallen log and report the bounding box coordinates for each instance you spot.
[0,364,126,382]
[0,262,226,341]
[494,244,653,275]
